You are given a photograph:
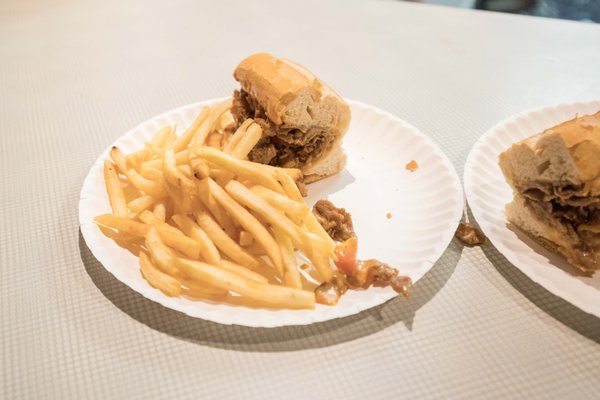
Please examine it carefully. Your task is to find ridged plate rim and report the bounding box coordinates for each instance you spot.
[464,100,600,318]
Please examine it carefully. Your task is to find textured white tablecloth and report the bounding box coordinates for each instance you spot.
[2,0,599,398]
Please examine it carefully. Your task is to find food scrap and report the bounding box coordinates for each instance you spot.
[455,223,486,246]
[312,203,413,305]
[315,273,348,306]
[312,199,355,242]
[386,212,392,219]
[333,236,358,275]
[390,275,413,298]
[406,160,419,172]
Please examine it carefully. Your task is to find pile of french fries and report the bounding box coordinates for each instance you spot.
[94,99,339,309]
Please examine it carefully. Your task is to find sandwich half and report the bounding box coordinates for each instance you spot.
[499,110,600,273]
[231,53,351,183]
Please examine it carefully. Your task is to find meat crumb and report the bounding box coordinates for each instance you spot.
[455,223,486,246]
[365,260,399,287]
[312,199,355,242]
[406,160,419,172]
[314,274,349,306]
[386,212,392,219]
[391,275,413,298]
[314,282,341,306]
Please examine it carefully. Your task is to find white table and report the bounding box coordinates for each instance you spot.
[2,0,599,398]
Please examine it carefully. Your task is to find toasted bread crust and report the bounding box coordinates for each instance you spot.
[499,111,600,196]
[233,53,351,182]
[500,110,600,273]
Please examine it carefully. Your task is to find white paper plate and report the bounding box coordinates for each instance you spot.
[464,100,600,318]
[79,98,463,327]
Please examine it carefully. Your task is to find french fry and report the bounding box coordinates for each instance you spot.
[220,130,232,148]
[164,181,193,215]
[225,180,303,247]
[97,225,142,255]
[173,107,210,152]
[195,177,237,239]
[127,126,173,168]
[94,214,150,237]
[122,183,142,205]
[125,147,152,169]
[140,167,164,181]
[142,149,189,170]
[163,148,196,195]
[242,241,267,256]
[179,259,233,298]
[139,250,181,297]
[127,195,155,213]
[138,210,181,235]
[275,167,303,182]
[304,212,336,255]
[214,172,234,188]
[178,164,192,178]
[250,185,309,225]
[143,142,165,158]
[239,231,254,247]
[226,255,282,284]
[254,164,304,182]
[109,146,128,174]
[230,123,262,159]
[153,201,167,222]
[208,168,235,183]
[149,125,175,147]
[220,259,269,284]
[206,132,223,149]
[103,160,128,217]
[217,110,235,132]
[276,170,303,202]
[223,119,264,159]
[190,99,233,146]
[191,147,284,194]
[171,214,221,267]
[223,119,253,154]
[163,197,175,221]
[193,210,261,269]
[165,129,178,148]
[189,158,210,180]
[102,211,200,259]
[302,231,334,282]
[126,168,167,199]
[207,178,283,274]
[143,228,180,277]
[206,293,294,309]
[158,229,201,260]
[174,258,315,309]
[272,226,302,290]
[182,283,229,299]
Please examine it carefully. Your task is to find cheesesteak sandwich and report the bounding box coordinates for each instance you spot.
[499,111,600,274]
[231,53,351,183]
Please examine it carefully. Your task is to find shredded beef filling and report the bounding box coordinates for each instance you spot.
[519,181,600,271]
[231,89,334,167]
[312,199,355,242]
